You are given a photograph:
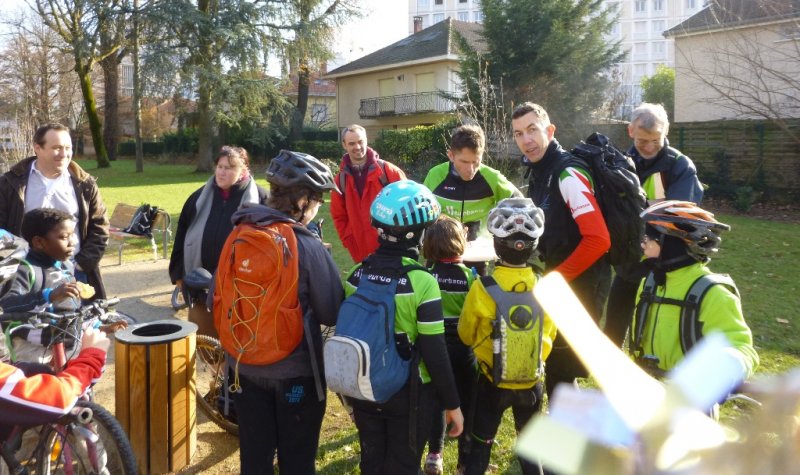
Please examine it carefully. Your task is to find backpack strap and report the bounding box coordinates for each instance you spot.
[337,159,390,198]
[479,275,545,381]
[679,273,738,354]
[376,158,389,187]
[631,272,657,357]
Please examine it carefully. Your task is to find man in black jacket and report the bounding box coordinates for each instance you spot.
[0,123,109,298]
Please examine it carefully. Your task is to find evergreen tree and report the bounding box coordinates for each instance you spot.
[459,0,624,138]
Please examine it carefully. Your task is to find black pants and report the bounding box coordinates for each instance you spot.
[464,374,544,475]
[232,374,325,475]
[352,383,434,475]
[603,261,646,347]
[545,261,611,398]
[427,328,475,465]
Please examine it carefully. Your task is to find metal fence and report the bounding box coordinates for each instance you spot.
[359,92,457,118]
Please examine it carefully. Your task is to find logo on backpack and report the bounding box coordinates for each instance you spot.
[570,133,648,266]
[479,276,545,386]
[213,222,304,374]
[324,264,422,403]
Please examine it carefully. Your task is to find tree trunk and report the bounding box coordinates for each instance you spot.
[101,54,120,161]
[196,75,214,173]
[76,60,110,168]
[133,0,143,173]
[289,59,310,142]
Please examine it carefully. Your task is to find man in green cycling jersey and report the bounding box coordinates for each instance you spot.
[424,124,521,274]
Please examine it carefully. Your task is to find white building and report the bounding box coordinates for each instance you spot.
[407,0,707,116]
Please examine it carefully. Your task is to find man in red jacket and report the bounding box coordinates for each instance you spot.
[330,124,406,263]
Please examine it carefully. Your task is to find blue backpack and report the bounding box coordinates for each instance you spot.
[324,263,423,403]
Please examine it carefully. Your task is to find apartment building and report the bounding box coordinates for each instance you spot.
[408,0,707,116]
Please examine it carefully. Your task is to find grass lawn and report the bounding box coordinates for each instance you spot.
[81,157,800,474]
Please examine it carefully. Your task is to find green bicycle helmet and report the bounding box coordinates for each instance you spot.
[370,180,440,239]
[266,150,337,193]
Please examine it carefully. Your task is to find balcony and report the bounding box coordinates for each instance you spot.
[359,92,457,119]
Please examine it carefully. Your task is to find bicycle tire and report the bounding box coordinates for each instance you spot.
[195,335,238,435]
[36,399,137,475]
[171,286,188,310]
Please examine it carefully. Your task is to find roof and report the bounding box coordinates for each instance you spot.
[281,70,336,97]
[665,0,800,37]
[326,18,485,78]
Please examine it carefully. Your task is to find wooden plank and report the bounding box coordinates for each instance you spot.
[149,343,170,474]
[127,344,150,475]
[187,334,197,466]
[168,335,195,471]
[114,340,130,434]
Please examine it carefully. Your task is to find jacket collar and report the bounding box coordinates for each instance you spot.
[11,156,89,183]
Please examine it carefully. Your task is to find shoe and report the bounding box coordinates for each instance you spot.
[424,452,443,475]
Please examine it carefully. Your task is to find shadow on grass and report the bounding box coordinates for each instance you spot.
[318,430,360,474]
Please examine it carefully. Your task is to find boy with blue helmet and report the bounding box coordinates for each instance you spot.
[344,180,464,475]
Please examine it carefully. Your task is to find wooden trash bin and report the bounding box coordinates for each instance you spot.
[115,320,198,474]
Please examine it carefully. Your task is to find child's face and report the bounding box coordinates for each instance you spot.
[447,147,482,181]
[37,220,76,261]
[642,234,661,259]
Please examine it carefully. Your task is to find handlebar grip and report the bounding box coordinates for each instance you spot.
[103,297,121,307]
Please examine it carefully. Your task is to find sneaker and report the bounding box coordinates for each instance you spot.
[424,452,443,475]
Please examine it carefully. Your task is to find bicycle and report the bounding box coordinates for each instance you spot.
[181,268,239,435]
[0,299,138,474]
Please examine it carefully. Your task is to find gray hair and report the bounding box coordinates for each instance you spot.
[341,124,366,140]
[630,103,669,135]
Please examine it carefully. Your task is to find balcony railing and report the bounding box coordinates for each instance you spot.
[359,92,457,119]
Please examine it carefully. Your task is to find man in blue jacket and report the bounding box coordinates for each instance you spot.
[604,102,705,347]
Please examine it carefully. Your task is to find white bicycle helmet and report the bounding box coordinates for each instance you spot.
[487,198,545,240]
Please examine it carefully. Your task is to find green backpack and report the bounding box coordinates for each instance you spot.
[480,276,545,386]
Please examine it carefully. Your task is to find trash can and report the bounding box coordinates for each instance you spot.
[115,320,198,474]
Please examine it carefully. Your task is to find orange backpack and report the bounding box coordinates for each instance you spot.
[213,221,303,378]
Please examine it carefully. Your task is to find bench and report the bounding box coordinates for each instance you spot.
[108,203,172,265]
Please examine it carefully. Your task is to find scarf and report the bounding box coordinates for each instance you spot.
[183,176,259,274]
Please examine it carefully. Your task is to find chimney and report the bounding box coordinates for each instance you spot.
[413,16,423,33]
[320,61,328,75]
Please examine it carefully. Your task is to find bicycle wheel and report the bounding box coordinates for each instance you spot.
[195,335,238,435]
[36,400,137,475]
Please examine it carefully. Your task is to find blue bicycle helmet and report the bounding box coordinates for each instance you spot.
[370,180,440,239]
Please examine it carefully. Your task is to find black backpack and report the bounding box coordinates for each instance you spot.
[569,133,647,266]
[123,203,160,238]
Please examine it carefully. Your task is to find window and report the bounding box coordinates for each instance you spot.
[634,64,647,78]
[633,42,648,59]
[457,11,469,21]
[435,0,443,5]
[652,42,666,58]
[474,11,483,22]
[418,0,430,9]
[311,104,328,124]
[610,22,621,37]
[687,0,697,9]
[635,0,646,13]
[652,20,665,34]
[433,13,445,23]
[634,21,648,35]
[459,0,468,3]
[653,0,664,11]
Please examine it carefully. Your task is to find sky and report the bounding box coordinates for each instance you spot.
[0,0,410,70]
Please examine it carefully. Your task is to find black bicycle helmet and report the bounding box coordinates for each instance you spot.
[641,200,730,261]
[0,229,27,286]
[266,150,337,193]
